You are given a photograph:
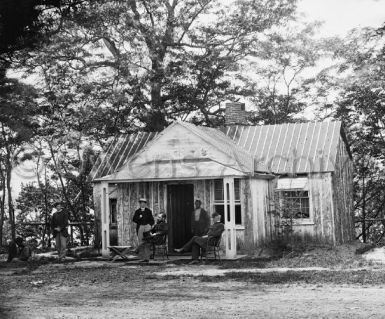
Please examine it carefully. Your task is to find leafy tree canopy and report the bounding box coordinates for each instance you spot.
[23,0,300,136]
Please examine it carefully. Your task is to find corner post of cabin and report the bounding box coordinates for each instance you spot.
[223,177,237,258]
[100,182,110,257]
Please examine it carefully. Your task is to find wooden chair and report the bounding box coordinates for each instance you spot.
[202,233,223,261]
[151,234,168,260]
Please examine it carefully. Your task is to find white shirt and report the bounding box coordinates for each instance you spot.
[194,208,201,221]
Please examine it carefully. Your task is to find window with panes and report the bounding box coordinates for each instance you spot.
[109,198,117,225]
[278,190,310,219]
[213,179,242,225]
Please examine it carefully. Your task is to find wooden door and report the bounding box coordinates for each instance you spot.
[167,184,194,249]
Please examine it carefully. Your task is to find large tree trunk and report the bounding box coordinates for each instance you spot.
[6,156,15,240]
[0,167,5,246]
[362,176,366,243]
[0,200,4,246]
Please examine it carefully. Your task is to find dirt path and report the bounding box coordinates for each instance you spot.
[2,279,385,318]
[2,263,385,318]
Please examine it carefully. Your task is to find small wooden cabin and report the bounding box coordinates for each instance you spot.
[91,103,354,257]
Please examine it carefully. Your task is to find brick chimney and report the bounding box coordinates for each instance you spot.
[225,102,248,125]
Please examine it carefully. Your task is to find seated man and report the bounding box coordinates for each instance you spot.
[137,211,168,262]
[175,212,224,264]
[148,212,168,245]
[7,237,32,262]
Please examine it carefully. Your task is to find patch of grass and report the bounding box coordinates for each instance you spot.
[197,269,385,285]
[264,243,374,269]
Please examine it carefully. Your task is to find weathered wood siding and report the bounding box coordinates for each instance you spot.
[116,180,213,246]
[243,178,271,249]
[269,173,335,244]
[269,173,336,244]
[332,137,354,243]
[309,172,335,243]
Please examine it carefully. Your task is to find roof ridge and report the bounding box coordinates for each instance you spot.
[176,122,254,172]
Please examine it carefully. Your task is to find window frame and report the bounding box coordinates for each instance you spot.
[276,177,313,225]
[213,179,243,227]
[109,198,118,227]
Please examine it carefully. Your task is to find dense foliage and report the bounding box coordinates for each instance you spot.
[1,0,384,245]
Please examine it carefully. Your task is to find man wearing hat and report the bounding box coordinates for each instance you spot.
[132,198,154,262]
[50,202,69,261]
[175,212,224,263]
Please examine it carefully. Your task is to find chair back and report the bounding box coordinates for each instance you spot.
[208,230,224,247]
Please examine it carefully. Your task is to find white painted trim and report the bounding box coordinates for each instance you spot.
[101,182,110,257]
[224,177,237,258]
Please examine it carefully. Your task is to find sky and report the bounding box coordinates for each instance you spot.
[298,0,385,36]
[9,0,385,196]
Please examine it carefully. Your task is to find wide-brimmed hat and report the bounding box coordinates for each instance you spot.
[138,198,147,203]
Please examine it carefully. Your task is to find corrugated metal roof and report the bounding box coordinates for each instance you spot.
[222,121,343,174]
[90,121,346,181]
[89,132,158,180]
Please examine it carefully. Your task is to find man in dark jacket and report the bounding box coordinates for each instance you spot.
[175,212,224,262]
[149,212,168,245]
[132,198,154,262]
[50,202,69,261]
[191,200,210,236]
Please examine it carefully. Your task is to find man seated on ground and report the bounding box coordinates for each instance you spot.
[7,237,32,262]
[174,212,224,264]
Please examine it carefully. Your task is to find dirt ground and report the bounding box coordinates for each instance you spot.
[2,259,385,319]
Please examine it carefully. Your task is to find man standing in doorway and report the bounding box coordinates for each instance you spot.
[51,202,69,261]
[191,199,210,236]
[133,198,154,262]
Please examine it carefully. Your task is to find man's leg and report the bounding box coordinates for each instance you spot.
[143,242,151,261]
[55,233,61,258]
[191,242,201,260]
[138,242,145,259]
[59,234,67,259]
[137,226,144,245]
[179,236,199,252]
[138,242,151,261]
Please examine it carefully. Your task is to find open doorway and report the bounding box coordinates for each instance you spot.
[167,184,194,250]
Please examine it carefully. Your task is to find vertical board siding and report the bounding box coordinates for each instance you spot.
[308,173,334,243]
[115,180,215,246]
[248,178,270,246]
[274,173,336,244]
[241,178,254,250]
[266,179,278,241]
[332,137,354,243]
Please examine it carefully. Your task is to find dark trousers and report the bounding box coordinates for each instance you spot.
[182,236,208,260]
[7,242,18,262]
